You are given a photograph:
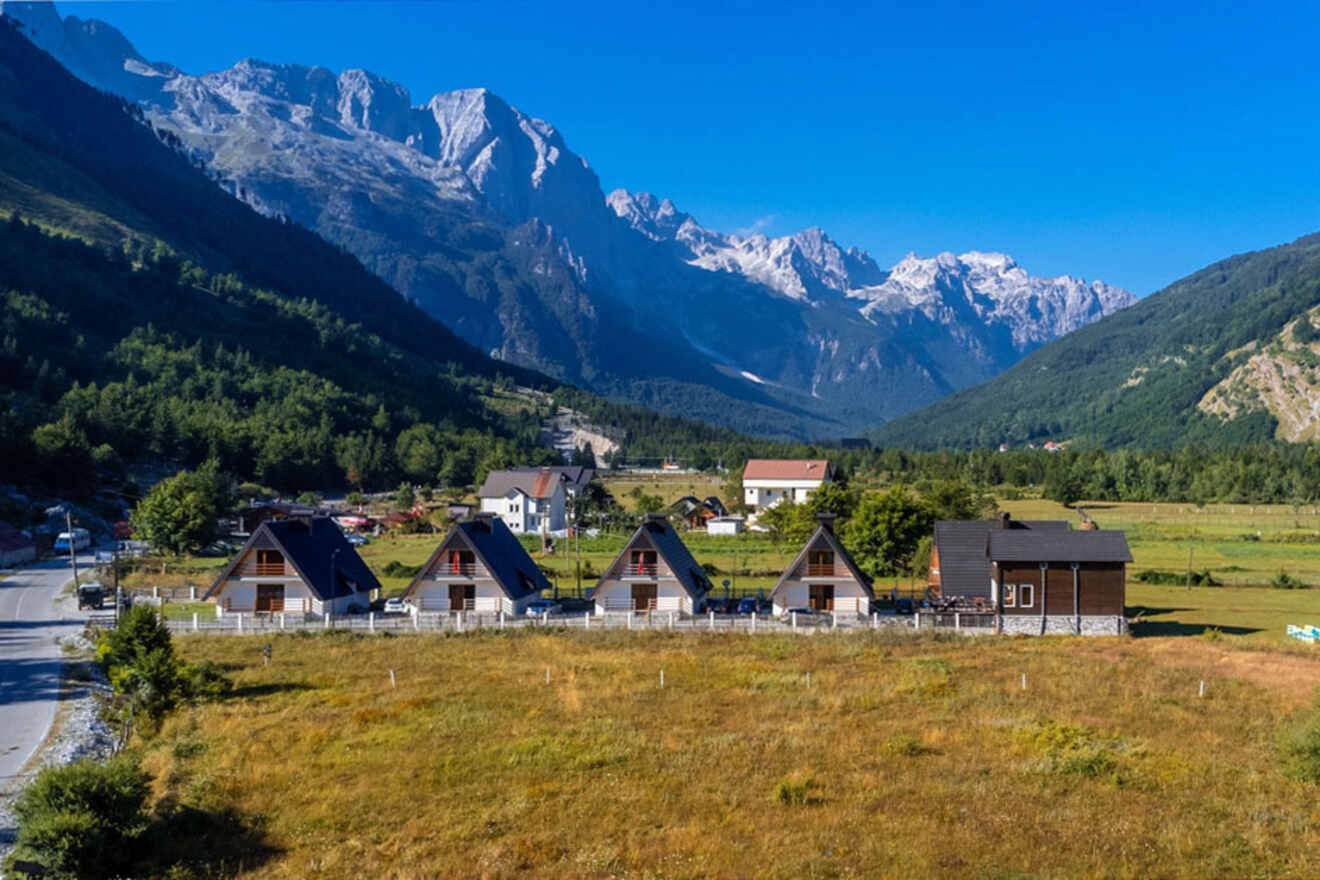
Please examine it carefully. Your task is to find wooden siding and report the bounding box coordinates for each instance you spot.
[995,562,1126,616]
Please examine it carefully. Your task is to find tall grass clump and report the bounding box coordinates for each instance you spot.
[1279,697,1320,782]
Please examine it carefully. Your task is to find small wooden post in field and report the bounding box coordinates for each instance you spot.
[545,666,550,685]
[806,671,811,689]
[1199,680,1205,698]
[1021,673,1027,691]
[389,669,396,689]
[660,668,665,689]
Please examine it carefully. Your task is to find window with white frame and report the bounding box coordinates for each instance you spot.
[1019,583,1034,608]
[1003,583,1016,607]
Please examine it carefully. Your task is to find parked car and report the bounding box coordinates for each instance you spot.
[526,599,562,617]
[779,606,816,621]
[705,597,731,614]
[383,597,410,615]
[894,597,916,615]
[77,583,105,610]
[345,534,369,546]
[735,597,768,615]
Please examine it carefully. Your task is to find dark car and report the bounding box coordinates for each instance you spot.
[705,597,734,614]
[735,597,769,615]
[894,597,916,615]
[77,583,104,610]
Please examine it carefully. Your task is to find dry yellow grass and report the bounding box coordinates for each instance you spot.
[143,631,1320,879]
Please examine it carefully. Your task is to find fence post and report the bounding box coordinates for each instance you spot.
[627,612,632,631]
[668,611,674,630]
[872,612,878,630]
[709,610,715,632]
[457,611,463,634]
[543,610,549,627]
[832,611,838,630]
[189,585,197,601]
[324,612,330,630]
[751,611,756,634]
[792,612,797,633]
[413,608,419,632]
[368,612,375,633]
[584,612,590,630]
[499,610,505,630]
[192,612,198,632]
[152,585,159,600]
[236,613,243,634]
[954,612,960,631]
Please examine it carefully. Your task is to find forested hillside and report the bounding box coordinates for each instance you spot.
[872,232,1320,449]
[0,19,754,502]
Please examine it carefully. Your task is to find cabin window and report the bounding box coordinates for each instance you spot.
[1019,583,1034,608]
[1003,583,1016,608]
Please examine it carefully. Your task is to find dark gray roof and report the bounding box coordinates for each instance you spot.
[207,517,380,600]
[771,525,874,599]
[477,469,562,500]
[933,519,1071,596]
[510,465,596,492]
[405,517,551,601]
[596,515,712,599]
[989,529,1133,563]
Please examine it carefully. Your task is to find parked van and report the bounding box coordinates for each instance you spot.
[54,528,91,552]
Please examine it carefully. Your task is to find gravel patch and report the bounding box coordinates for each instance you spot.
[0,629,116,862]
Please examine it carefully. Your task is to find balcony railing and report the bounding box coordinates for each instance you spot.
[805,564,835,577]
[435,564,478,578]
[251,563,287,577]
[621,564,659,577]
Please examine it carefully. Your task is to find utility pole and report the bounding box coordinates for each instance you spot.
[65,510,79,588]
[1185,546,1194,591]
[574,519,582,598]
[112,541,121,624]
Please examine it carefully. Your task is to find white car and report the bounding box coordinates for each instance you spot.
[382,597,411,615]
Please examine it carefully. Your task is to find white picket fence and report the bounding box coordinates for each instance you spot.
[159,609,931,636]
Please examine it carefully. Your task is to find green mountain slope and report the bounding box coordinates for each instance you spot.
[0,19,760,501]
[872,232,1320,449]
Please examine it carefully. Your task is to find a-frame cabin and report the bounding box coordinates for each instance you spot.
[592,513,712,615]
[402,513,551,614]
[770,513,874,616]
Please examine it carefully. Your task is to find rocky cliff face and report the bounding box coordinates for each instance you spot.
[3,1,1135,438]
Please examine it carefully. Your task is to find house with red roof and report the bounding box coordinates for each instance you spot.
[742,459,833,512]
[477,467,567,535]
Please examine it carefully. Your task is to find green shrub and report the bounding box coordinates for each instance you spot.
[1135,569,1221,586]
[883,734,929,757]
[381,559,418,578]
[1272,571,1308,590]
[97,605,184,725]
[6,757,150,879]
[774,776,811,806]
[183,660,233,700]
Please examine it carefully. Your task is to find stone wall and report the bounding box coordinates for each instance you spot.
[999,615,1127,636]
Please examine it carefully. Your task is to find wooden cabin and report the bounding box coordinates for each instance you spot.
[770,513,874,616]
[592,513,712,615]
[401,513,550,614]
[205,517,380,615]
[931,512,1131,634]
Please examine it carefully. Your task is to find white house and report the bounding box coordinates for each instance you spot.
[402,514,551,614]
[770,513,874,617]
[706,516,745,536]
[205,517,380,615]
[592,513,712,615]
[743,459,833,511]
[477,468,567,535]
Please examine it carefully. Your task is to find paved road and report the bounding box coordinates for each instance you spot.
[0,554,92,790]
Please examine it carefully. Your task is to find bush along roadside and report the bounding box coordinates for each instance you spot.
[2,608,244,879]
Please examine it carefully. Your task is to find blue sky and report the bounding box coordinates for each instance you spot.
[57,0,1320,295]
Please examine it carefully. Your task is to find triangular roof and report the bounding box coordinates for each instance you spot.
[595,514,712,600]
[402,516,551,601]
[770,524,874,599]
[205,517,380,600]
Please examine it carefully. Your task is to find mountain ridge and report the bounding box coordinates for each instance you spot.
[3,0,1134,439]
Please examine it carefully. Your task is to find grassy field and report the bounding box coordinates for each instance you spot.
[146,630,1320,879]
[600,474,724,510]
